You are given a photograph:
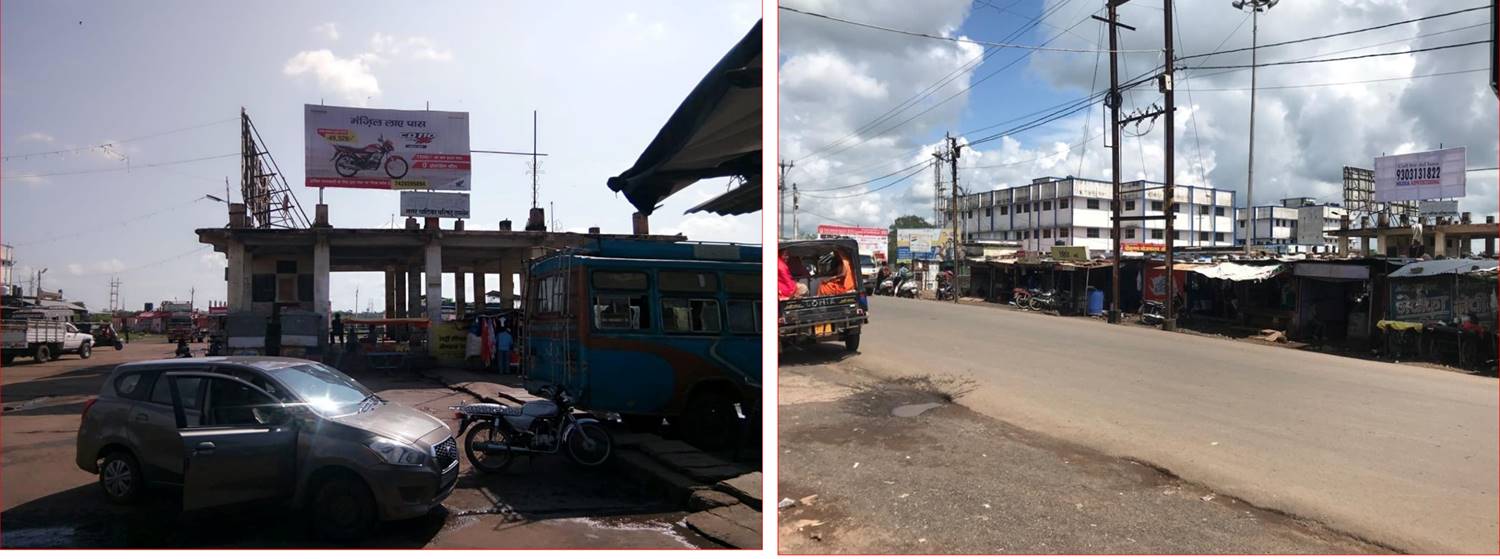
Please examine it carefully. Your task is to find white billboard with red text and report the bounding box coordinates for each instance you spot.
[304,104,471,190]
[816,224,888,261]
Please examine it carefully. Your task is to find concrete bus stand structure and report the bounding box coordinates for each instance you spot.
[197,202,681,357]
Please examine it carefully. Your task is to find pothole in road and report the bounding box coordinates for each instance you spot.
[891,402,944,417]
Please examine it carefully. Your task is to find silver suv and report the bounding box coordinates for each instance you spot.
[75,356,458,540]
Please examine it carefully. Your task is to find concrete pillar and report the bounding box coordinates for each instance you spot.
[407,266,422,318]
[455,268,467,318]
[1433,230,1447,257]
[394,270,408,318]
[632,212,649,235]
[313,237,330,325]
[226,239,250,312]
[472,267,487,315]
[498,220,512,231]
[314,204,330,227]
[390,266,402,317]
[500,253,517,310]
[425,242,443,325]
[1377,233,1390,257]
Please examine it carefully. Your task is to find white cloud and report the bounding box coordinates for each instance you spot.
[283,49,381,105]
[369,33,453,61]
[20,132,54,144]
[95,258,124,274]
[313,22,339,41]
[199,252,227,268]
[66,264,84,276]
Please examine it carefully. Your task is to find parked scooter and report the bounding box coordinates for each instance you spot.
[878,278,896,296]
[895,277,918,298]
[1140,299,1166,325]
[450,385,614,473]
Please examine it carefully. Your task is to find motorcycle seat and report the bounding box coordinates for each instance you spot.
[460,403,519,416]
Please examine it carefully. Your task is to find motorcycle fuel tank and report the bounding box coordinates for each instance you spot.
[522,400,559,418]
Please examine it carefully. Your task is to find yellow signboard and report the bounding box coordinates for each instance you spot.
[431,322,468,362]
[1051,246,1088,261]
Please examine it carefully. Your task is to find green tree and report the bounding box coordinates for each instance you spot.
[889,215,933,231]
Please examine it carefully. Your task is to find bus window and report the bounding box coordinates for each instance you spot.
[533,275,568,316]
[727,300,759,334]
[662,298,721,334]
[724,273,758,295]
[659,271,718,293]
[592,271,650,331]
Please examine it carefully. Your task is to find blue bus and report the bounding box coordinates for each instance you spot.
[523,239,760,449]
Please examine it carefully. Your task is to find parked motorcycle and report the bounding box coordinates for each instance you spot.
[450,385,613,473]
[895,278,918,298]
[332,135,409,179]
[1027,289,1058,312]
[1009,287,1032,309]
[1140,299,1166,325]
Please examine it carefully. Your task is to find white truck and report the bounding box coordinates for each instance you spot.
[2,318,94,364]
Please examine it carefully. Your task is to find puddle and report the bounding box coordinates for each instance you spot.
[891,402,944,417]
[2,526,79,548]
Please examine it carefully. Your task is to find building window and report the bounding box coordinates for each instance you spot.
[999,206,1008,215]
[1033,202,1040,211]
[1215,206,1225,216]
[1043,228,1051,239]
[1199,205,1210,215]
[1170,203,1181,213]
[1043,200,1052,211]
[1215,232,1226,242]
[1059,199,1070,209]
[1172,230,1182,240]
[1151,229,1164,240]
[1198,231,1209,242]
[1087,228,1100,238]
[984,208,992,217]
[1125,201,1136,211]
[1151,201,1163,211]
[1237,220,1246,228]
[1086,199,1100,209]
[1019,204,1027,214]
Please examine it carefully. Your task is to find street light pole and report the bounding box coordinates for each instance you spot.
[1234,0,1277,255]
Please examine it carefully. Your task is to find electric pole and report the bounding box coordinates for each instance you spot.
[109,277,121,312]
[1093,1,1132,324]
[791,183,800,239]
[1163,0,1178,331]
[1234,0,1278,254]
[948,133,961,303]
[778,160,794,239]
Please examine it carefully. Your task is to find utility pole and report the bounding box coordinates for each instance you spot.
[109,277,121,312]
[1163,0,1178,331]
[1234,0,1277,254]
[1093,1,1132,324]
[947,133,961,303]
[791,183,800,239]
[933,150,947,228]
[778,160,794,239]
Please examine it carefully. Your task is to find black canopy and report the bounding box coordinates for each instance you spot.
[607,20,761,216]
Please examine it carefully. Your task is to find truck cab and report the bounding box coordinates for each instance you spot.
[778,238,868,352]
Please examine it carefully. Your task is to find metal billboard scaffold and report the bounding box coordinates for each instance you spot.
[1342,166,1416,230]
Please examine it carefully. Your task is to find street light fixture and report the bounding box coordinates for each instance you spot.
[204,194,228,204]
[1233,0,1277,255]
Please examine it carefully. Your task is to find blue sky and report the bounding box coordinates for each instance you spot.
[779,0,1497,236]
[2,0,761,312]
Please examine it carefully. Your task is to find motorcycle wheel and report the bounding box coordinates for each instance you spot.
[463,423,514,473]
[385,156,409,179]
[114,341,124,350]
[565,422,613,467]
[334,154,360,177]
[1028,298,1044,311]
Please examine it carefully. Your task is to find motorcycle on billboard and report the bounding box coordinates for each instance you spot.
[304,105,471,191]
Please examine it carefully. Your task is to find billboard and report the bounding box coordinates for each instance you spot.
[1418,200,1459,218]
[400,191,471,219]
[816,225,888,261]
[893,228,944,263]
[304,104,471,190]
[1374,147,1465,202]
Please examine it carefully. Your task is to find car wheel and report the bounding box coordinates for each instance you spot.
[33,344,50,363]
[312,474,376,542]
[78,341,92,359]
[99,451,142,504]
[844,331,861,352]
[114,341,124,350]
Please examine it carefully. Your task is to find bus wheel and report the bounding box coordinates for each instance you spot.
[681,389,739,451]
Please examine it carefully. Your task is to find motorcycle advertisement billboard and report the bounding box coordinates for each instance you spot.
[1373,146,1465,202]
[304,104,471,191]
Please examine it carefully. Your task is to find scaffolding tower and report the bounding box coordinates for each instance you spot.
[241,108,310,229]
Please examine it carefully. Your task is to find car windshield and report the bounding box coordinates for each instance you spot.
[266,363,375,416]
[859,255,875,267]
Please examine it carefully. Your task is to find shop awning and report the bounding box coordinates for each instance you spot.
[685,175,761,215]
[1294,262,1370,281]
[1388,259,1499,278]
[1187,262,1285,282]
[606,20,762,216]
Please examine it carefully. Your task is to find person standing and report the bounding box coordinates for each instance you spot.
[330,312,345,346]
[264,309,282,357]
[496,326,514,375]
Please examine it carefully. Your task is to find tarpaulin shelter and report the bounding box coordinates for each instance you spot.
[607,20,762,216]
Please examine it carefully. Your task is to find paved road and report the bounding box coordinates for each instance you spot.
[1,342,708,549]
[786,296,1498,553]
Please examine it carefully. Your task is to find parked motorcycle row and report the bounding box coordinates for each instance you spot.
[1009,288,1060,313]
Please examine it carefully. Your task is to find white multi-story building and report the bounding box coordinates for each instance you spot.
[1233,197,1347,253]
[958,176,1238,255]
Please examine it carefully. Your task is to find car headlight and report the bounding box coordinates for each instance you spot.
[367,436,426,466]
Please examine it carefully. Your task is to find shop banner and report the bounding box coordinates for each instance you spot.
[1390,278,1452,322]
[816,224,889,262]
[1143,267,1187,303]
[430,322,469,362]
[1374,147,1465,202]
[304,104,471,190]
[400,191,470,219]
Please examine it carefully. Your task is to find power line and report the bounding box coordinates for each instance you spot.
[1178,4,1489,61]
[1,118,236,160]
[800,161,933,200]
[799,159,933,192]
[1,152,237,180]
[779,5,1158,53]
[1181,39,1490,71]
[1187,67,1486,92]
[10,196,213,247]
[792,0,1079,163]
[69,245,213,278]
